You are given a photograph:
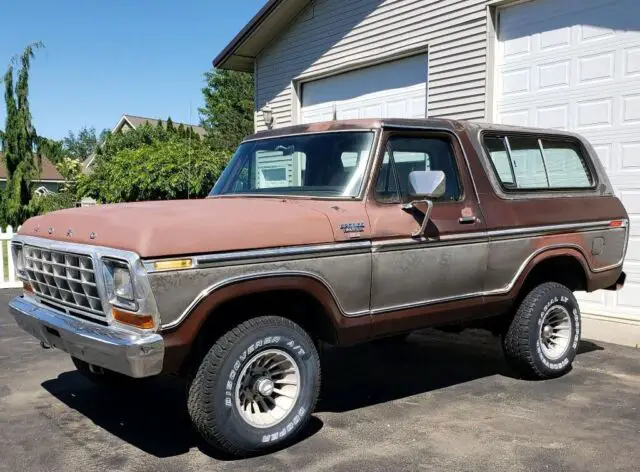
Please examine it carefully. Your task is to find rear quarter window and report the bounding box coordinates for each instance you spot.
[483,133,594,191]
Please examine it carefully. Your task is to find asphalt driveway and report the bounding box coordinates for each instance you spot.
[1,288,639,472]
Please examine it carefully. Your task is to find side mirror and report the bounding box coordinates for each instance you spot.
[403,170,446,238]
[408,170,445,199]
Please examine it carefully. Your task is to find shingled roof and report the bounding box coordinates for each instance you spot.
[115,114,207,138]
[0,152,65,181]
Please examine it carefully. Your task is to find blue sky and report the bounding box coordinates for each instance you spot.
[0,0,265,140]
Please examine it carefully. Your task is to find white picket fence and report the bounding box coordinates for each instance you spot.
[1,226,21,289]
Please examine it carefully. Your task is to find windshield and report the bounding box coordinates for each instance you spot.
[210,131,375,198]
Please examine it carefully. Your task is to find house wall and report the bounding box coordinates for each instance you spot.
[255,0,490,131]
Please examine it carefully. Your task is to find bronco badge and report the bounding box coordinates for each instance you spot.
[339,222,365,234]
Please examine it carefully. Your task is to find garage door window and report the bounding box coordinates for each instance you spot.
[483,134,594,190]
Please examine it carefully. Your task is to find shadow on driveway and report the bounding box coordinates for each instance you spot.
[40,331,603,460]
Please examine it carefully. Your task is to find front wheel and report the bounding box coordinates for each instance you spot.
[502,282,581,379]
[187,316,321,457]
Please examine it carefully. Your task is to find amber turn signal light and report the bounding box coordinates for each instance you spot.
[23,282,34,294]
[609,220,626,228]
[112,307,155,329]
[152,259,193,271]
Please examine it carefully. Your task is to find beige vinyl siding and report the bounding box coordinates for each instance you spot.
[255,0,490,130]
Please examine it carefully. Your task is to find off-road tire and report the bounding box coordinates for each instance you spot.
[187,316,321,457]
[72,357,136,388]
[502,282,581,380]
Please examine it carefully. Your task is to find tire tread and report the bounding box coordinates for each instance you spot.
[187,316,320,457]
[503,282,575,380]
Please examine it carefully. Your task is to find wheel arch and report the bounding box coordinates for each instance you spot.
[513,247,590,306]
[161,273,349,375]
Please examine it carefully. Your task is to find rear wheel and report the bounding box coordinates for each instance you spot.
[502,282,581,379]
[187,316,321,457]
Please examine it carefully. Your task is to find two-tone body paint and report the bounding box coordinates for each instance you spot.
[151,120,629,370]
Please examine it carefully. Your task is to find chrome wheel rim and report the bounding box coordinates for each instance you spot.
[234,349,300,429]
[539,305,573,360]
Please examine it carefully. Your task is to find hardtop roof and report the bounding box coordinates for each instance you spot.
[242,119,582,142]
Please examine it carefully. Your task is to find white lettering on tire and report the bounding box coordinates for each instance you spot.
[225,336,287,406]
[536,300,578,371]
[261,406,307,443]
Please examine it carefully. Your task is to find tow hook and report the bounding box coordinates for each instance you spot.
[40,341,51,349]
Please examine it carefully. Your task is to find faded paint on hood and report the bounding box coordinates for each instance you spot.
[18,198,337,258]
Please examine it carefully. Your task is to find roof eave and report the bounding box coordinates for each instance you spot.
[212,0,311,72]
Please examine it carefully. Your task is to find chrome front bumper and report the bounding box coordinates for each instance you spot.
[9,296,164,378]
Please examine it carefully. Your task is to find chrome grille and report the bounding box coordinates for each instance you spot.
[23,245,105,321]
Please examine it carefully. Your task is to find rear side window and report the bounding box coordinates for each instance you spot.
[541,139,592,188]
[483,134,593,190]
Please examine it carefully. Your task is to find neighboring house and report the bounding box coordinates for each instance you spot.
[82,114,207,170]
[214,0,640,344]
[0,152,65,194]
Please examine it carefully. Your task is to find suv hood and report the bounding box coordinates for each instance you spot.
[18,198,336,258]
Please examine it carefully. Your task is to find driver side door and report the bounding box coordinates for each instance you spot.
[365,129,488,335]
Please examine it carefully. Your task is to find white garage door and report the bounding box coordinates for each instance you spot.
[300,54,428,124]
[496,0,640,320]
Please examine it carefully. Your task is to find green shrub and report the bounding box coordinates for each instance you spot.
[78,138,229,203]
[30,191,76,215]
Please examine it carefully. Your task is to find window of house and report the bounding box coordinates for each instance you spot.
[375,136,461,202]
[483,134,593,190]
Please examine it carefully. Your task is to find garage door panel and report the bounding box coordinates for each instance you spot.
[300,55,427,124]
[620,142,640,169]
[590,143,612,169]
[498,0,640,317]
[536,104,569,130]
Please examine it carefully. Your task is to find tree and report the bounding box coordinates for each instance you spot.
[77,137,227,202]
[199,69,254,153]
[56,156,83,193]
[0,42,44,227]
[98,128,110,143]
[94,122,169,162]
[63,126,100,161]
[36,137,67,164]
[166,117,174,133]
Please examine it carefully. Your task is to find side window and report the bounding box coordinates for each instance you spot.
[375,136,461,202]
[375,152,400,202]
[541,139,592,188]
[483,134,594,190]
[484,136,515,188]
[507,136,549,188]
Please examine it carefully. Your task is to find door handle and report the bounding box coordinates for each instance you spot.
[458,216,477,224]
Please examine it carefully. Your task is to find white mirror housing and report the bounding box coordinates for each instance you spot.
[408,170,446,199]
[404,170,446,238]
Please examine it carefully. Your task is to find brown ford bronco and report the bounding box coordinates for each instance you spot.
[9,119,628,456]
